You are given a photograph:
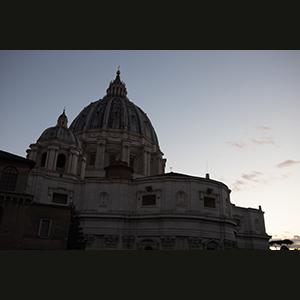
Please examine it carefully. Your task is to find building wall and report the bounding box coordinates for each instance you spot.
[0,157,33,194]
[232,205,271,250]
[0,194,70,249]
[0,197,32,249]
[27,170,79,206]
[77,174,239,250]
[0,150,71,250]
[22,203,70,250]
[25,158,271,250]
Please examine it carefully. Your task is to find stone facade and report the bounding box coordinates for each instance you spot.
[0,150,70,249]
[75,173,269,250]
[22,70,271,250]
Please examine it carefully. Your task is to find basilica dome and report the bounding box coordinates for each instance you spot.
[38,110,81,148]
[69,70,159,145]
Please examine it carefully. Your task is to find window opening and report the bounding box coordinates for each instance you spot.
[142,195,156,206]
[89,154,96,166]
[41,152,47,167]
[52,193,68,204]
[38,219,52,238]
[56,154,66,170]
[0,166,18,191]
[204,197,216,208]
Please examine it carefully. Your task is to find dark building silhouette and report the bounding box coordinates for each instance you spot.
[0,150,70,249]
[2,70,271,250]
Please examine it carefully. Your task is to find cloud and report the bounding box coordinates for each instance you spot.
[275,160,300,168]
[241,171,263,181]
[251,138,277,146]
[256,125,272,131]
[293,236,300,249]
[225,141,247,151]
[226,125,278,151]
[232,171,290,191]
[251,127,278,146]
[231,180,248,191]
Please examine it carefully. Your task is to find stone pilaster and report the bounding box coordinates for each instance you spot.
[68,149,79,174]
[143,147,151,176]
[80,155,87,178]
[47,146,59,170]
[121,141,131,165]
[96,139,106,170]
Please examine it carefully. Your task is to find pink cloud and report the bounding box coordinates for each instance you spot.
[232,171,290,191]
[225,141,247,151]
[256,126,273,132]
[226,126,278,151]
[251,138,277,146]
[231,180,248,191]
[241,171,263,181]
[276,160,300,168]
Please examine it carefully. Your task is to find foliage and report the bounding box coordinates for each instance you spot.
[67,203,87,250]
[280,245,289,250]
[269,239,293,250]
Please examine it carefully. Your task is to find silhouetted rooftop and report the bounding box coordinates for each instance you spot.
[0,150,36,168]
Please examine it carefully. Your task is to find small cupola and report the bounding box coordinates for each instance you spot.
[106,69,127,97]
[56,108,68,127]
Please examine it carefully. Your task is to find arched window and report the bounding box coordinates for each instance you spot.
[56,154,66,170]
[0,166,18,191]
[89,153,96,166]
[41,152,47,167]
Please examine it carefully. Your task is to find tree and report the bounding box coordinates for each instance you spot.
[280,245,289,250]
[67,203,87,250]
[269,239,293,250]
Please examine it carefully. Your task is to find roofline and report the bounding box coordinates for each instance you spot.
[0,150,36,169]
[134,172,230,190]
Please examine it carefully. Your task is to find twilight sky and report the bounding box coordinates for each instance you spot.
[1,50,299,244]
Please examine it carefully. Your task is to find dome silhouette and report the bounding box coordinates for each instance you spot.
[38,109,81,148]
[69,71,159,145]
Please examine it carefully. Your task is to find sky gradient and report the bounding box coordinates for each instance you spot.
[1,50,299,246]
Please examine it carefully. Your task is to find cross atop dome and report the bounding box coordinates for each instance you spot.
[117,65,121,75]
[106,68,127,97]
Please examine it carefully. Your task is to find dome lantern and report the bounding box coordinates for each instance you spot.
[56,108,68,128]
[106,69,127,97]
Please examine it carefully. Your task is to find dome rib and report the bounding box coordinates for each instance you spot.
[70,96,159,145]
[38,109,82,148]
[38,126,82,148]
[122,98,129,130]
[69,71,159,145]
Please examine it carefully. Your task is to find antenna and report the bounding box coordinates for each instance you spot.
[205,161,210,179]
[170,166,173,173]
